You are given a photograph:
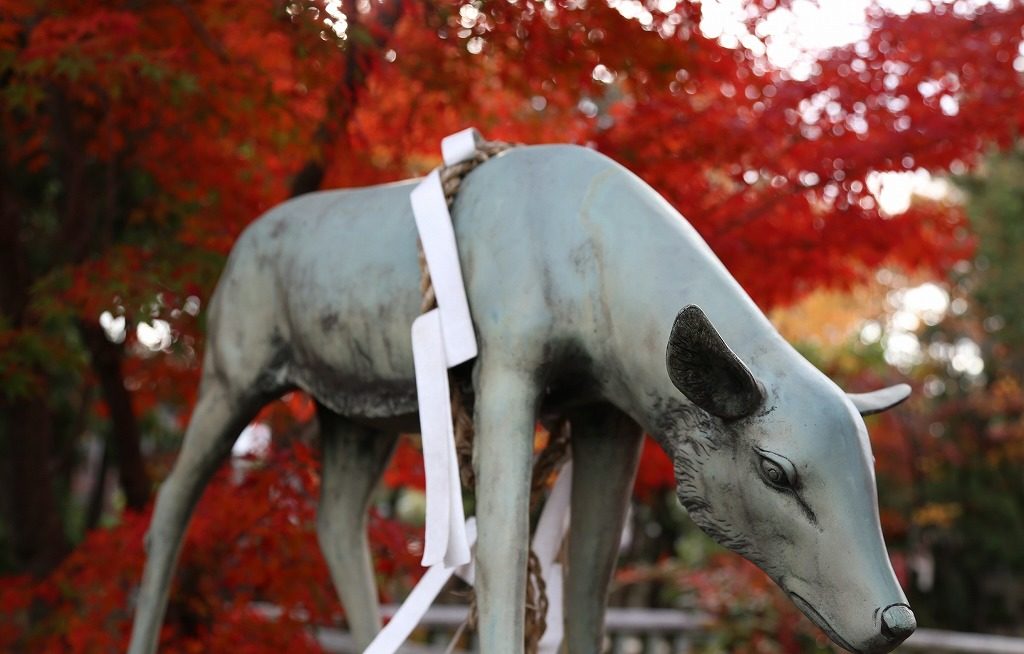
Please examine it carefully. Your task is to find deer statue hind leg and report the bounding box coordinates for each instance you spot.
[128,237,293,654]
[472,358,541,654]
[315,406,398,650]
[565,405,644,653]
[127,375,270,654]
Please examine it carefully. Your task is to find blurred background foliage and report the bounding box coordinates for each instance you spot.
[1,0,1024,651]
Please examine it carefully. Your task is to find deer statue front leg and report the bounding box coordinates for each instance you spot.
[472,356,540,654]
[565,405,644,653]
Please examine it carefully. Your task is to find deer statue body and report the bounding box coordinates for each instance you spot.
[128,145,916,654]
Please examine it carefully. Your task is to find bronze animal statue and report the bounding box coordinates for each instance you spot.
[129,145,915,654]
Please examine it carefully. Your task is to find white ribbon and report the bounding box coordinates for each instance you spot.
[411,310,470,568]
[409,171,477,369]
[409,127,482,570]
[441,127,483,170]
[367,128,570,653]
[533,461,573,654]
[363,520,478,654]
[363,467,573,654]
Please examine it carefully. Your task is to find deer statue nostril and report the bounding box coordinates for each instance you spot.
[881,604,917,643]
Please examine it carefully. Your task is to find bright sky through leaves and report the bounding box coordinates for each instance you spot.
[700,0,1011,213]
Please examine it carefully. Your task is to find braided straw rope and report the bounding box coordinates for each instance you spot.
[417,140,571,653]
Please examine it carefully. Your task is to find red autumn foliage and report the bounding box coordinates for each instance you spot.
[0,443,422,652]
[383,438,427,492]
[3,0,1024,649]
[634,436,676,501]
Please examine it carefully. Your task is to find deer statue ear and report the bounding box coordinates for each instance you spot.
[847,384,911,416]
[666,305,764,420]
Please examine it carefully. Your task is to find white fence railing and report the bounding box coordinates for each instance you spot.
[314,605,1024,654]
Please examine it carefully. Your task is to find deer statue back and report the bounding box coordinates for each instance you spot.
[128,144,915,654]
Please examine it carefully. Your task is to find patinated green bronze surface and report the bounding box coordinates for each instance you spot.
[128,145,914,654]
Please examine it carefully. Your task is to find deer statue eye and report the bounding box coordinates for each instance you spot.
[757,451,796,489]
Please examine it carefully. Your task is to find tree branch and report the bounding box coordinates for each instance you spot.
[170,0,231,64]
[288,0,405,197]
[78,321,151,511]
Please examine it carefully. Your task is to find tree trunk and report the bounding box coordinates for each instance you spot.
[0,397,69,576]
[78,321,151,511]
[0,153,68,574]
[85,435,110,530]
[288,0,404,198]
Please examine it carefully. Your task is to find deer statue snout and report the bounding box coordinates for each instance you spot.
[880,603,916,645]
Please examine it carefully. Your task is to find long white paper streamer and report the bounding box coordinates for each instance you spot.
[533,462,572,654]
[410,171,477,367]
[409,128,482,571]
[363,520,478,654]
[363,466,573,654]
[411,310,469,568]
[382,128,570,653]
